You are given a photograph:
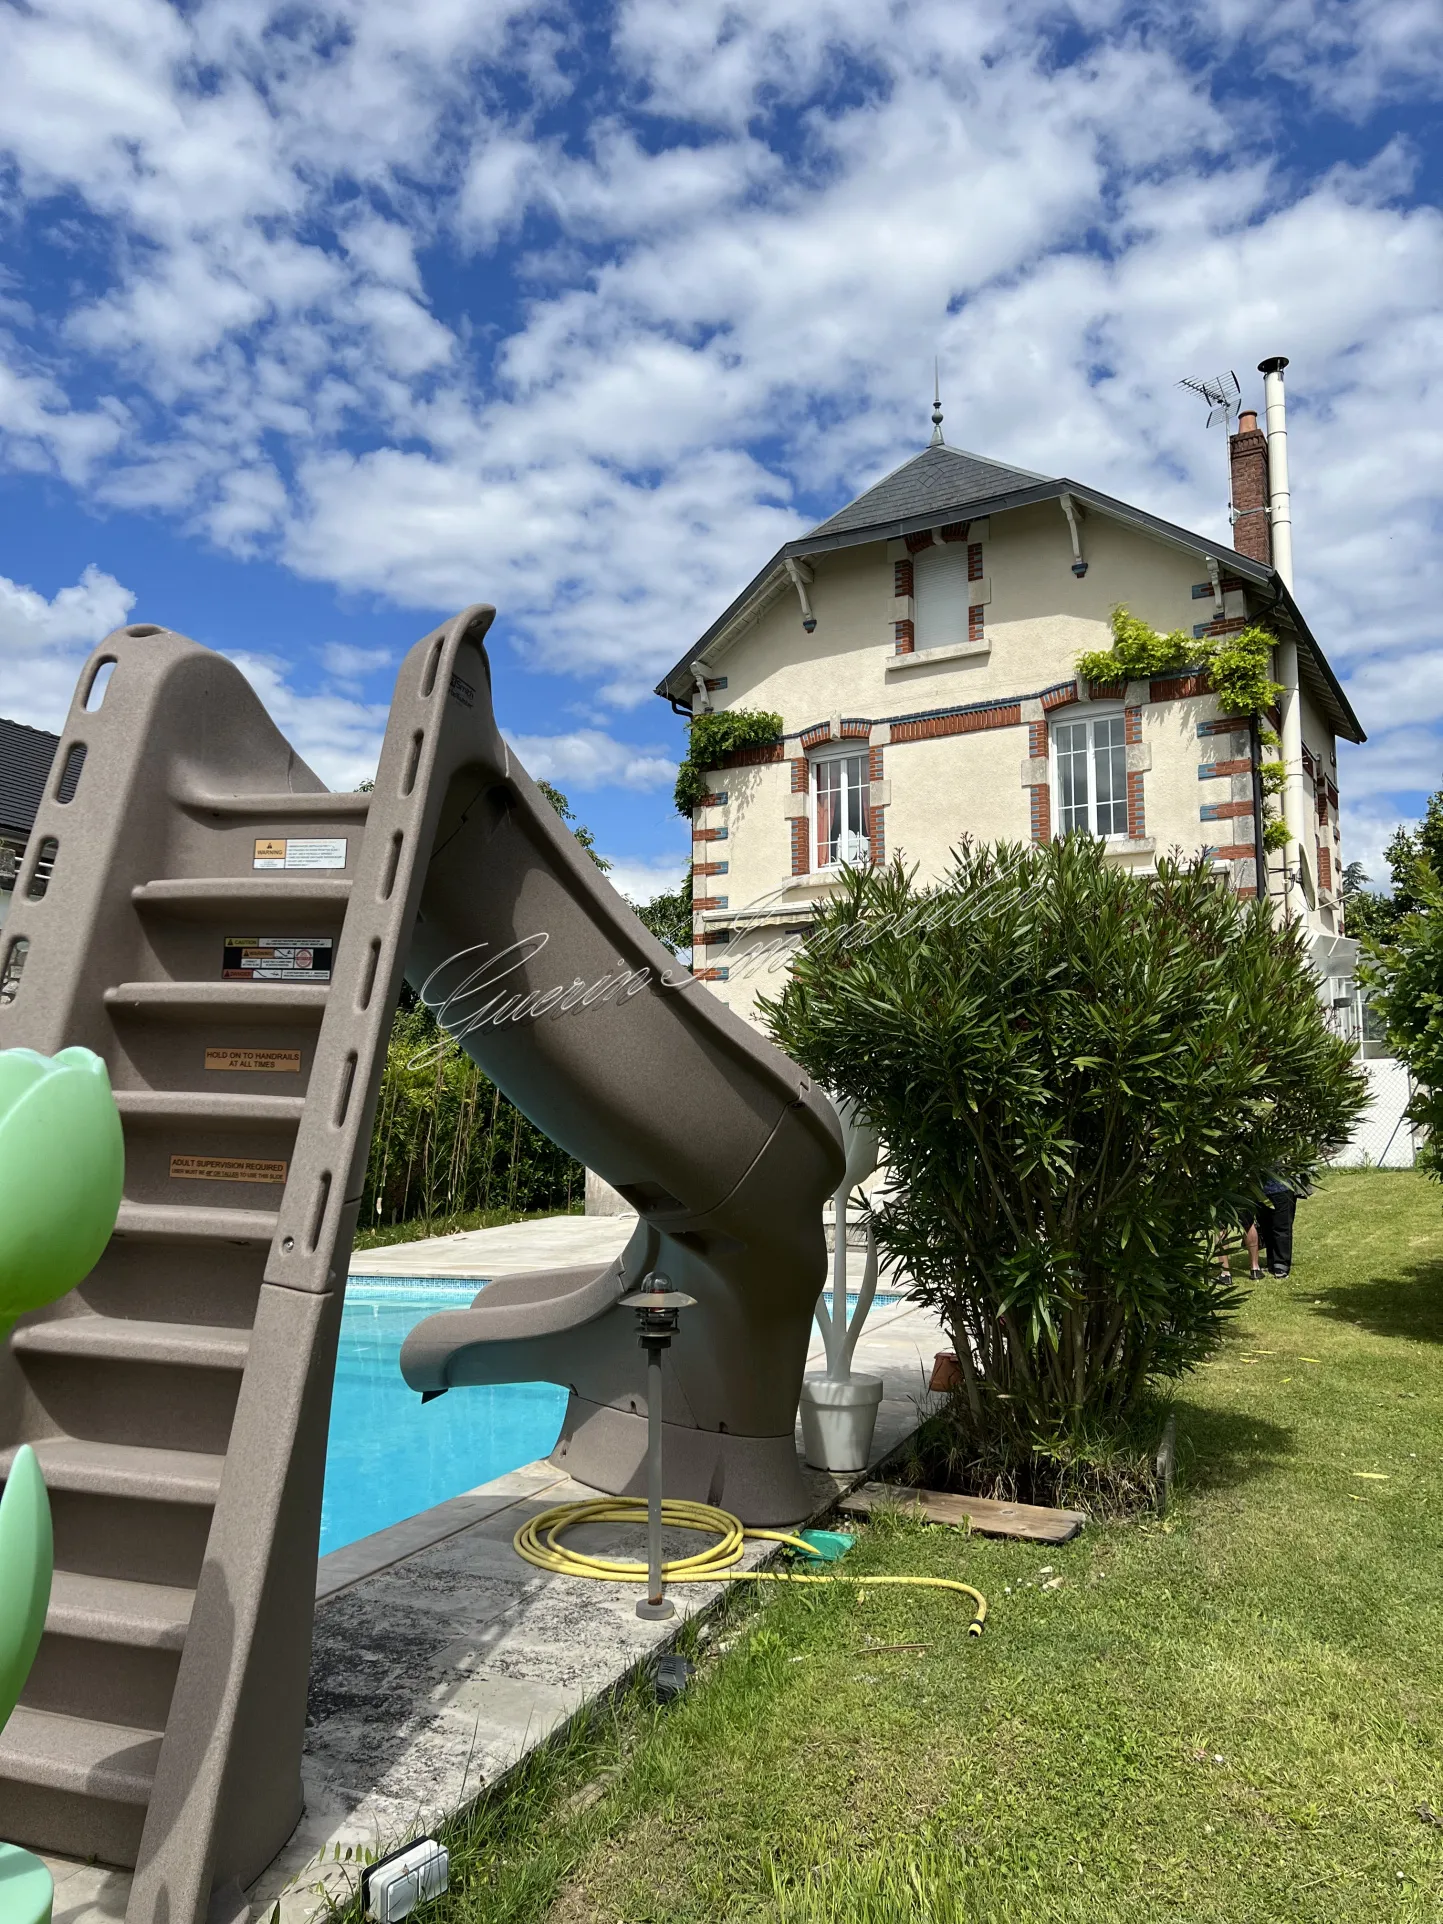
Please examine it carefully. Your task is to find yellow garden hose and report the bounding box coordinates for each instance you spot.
[513,1495,987,1635]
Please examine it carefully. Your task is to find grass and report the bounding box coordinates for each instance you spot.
[351,1202,583,1252]
[345,1170,1443,1921]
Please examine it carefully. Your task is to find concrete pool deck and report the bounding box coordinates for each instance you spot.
[43,1214,944,1924]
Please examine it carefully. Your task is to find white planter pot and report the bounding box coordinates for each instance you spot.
[799,1373,884,1472]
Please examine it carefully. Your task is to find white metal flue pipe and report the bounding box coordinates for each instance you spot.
[1258,356,1307,920]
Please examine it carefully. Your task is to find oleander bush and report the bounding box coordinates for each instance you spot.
[763,838,1367,1458]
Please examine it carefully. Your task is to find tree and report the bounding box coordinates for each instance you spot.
[632,869,693,954]
[1344,786,1443,937]
[762,840,1367,1456]
[539,779,610,870]
[1360,845,1443,1177]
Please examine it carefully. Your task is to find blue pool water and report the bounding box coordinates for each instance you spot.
[319,1279,905,1557]
[319,1280,568,1557]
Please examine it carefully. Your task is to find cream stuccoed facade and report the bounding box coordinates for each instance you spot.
[655,430,1365,1037]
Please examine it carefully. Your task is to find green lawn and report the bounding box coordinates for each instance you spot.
[351,1202,583,1251]
[412,1170,1443,1922]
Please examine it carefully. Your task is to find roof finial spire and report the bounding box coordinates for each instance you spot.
[929,358,945,447]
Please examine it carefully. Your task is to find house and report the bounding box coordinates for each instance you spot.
[655,362,1365,1035]
[0,716,61,930]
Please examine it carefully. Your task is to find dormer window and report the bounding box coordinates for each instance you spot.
[912,543,972,651]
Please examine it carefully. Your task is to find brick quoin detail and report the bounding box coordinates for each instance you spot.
[697,791,728,808]
[692,896,725,912]
[1152,672,1212,703]
[1196,715,1252,737]
[893,558,914,598]
[1318,847,1333,892]
[694,967,728,982]
[1042,682,1080,711]
[1029,783,1051,844]
[1199,758,1252,779]
[840,718,870,739]
[693,929,731,947]
[1211,843,1258,861]
[1198,616,1247,638]
[790,818,809,877]
[1229,415,1272,566]
[1028,719,1047,758]
[869,743,885,865]
[1089,679,1126,701]
[968,541,984,581]
[894,620,915,654]
[968,604,985,644]
[692,826,726,842]
[693,860,728,877]
[790,757,809,793]
[1200,798,1254,822]
[1124,705,1145,839]
[904,529,935,554]
[799,721,832,748]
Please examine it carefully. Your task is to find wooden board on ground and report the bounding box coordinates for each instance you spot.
[839,1481,1086,1544]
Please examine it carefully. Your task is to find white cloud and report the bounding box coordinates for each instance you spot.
[604,852,691,904]
[0,564,135,655]
[225,651,389,793]
[507,727,677,792]
[0,0,1441,780]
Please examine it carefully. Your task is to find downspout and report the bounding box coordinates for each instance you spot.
[1249,714,1268,905]
[1259,355,1306,922]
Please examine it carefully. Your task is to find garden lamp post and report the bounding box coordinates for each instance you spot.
[619,1279,695,1620]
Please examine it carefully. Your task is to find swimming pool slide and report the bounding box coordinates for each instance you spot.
[394,611,844,1527]
[0,604,841,1922]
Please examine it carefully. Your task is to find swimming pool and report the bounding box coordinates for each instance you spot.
[319,1277,905,1556]
[319,1280,568,1557]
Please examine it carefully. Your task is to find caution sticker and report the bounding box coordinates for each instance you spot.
[170,1155,288,1184]
[252,838,347,870]
[223,935,333,983]
[204,1047,302,1073]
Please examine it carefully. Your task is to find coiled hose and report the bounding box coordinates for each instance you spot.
[513,1494,987,1635]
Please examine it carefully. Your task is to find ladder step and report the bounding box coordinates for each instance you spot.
[12,1315,250,1370]
[132,876,352,915]
[0,1438,225,1505]
[0,1705,160,1806]
[47,1571,193,1651]
[115,1089,306,1126]
[112,1201,279,1245]
[175,788,371,819]
[104,982,327,1022]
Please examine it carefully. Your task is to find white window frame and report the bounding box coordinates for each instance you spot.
[810,744,871,872]
[1049,705,1130,841]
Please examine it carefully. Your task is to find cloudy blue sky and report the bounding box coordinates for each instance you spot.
[1,0,1439,898]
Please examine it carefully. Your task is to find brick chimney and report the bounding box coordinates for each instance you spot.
[1229,407,1271,564]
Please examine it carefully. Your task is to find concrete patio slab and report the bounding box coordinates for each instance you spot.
[40,1216,944,1924]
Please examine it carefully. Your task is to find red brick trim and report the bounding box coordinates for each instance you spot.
[717,741,785,768]
[1151,672,1212,702]
[939,521,970,543]
[693,826,726,842]
[840,718,870,739]
[791,756,809,793]
[890,701,1021,744]
[1204,758,1252,779]
[693,896,725,912]
[1211,842,1259,861]
[1203,799,1255,821]
[1318,847,1332,891]
[694,967,728,982]
[1089,679,1126,700]
[1124,705,1145,839]
[697,791,728,807]
[868,743,885,865]
[968,541,984,581]
[1197,616,1247,638]
[1029,782,1051,844]
[693,928,731,947]
[968,604,985,644]
[1042,681,1080,710]
[893,621,915,654]
[790,817,809,876]
[800,722,832,748]
[1196,715,1252,737]
[905,529,935,554]
[1028,719,1047,758]
[893,557,914,598]
[693,860,727,877]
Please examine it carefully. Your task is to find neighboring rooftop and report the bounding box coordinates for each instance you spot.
[0,716,60,840]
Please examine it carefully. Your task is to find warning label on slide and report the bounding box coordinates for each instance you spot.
[253,838,347,870]
[170,1155,288,1184]
[204,1047,301,1073]
[223,936,333,982]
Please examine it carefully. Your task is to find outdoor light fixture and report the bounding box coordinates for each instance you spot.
[362,1838,449,1922]
[619,1275,696,1620]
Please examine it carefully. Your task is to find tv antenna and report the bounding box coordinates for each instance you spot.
[1178,370,1241,518]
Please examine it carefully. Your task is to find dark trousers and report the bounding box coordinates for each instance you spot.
[1258,1188,1296,1275]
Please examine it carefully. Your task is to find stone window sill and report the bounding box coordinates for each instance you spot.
[885,639,991,672]
[1100,836,1157,858]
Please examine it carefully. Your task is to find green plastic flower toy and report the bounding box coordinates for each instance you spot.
[0,1047,123,1924]
[0,1047,125,1333]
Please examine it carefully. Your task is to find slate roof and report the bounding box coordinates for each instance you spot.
[808,443,1049,538]
[0,716,61,840]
